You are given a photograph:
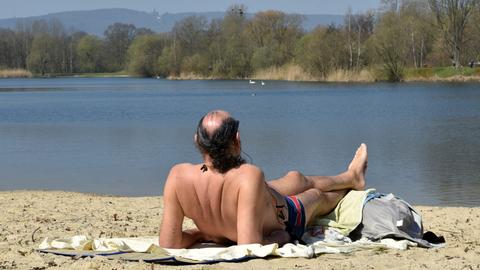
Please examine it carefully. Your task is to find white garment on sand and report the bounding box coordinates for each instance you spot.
[39,234,414,261]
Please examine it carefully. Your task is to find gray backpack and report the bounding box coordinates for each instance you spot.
[350,194,444,248]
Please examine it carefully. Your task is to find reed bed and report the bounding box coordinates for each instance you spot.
[252,64,317,81]
[324,69,375,82]
[0,69,33,78]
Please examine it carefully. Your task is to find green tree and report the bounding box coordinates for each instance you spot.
[13,21,35,69]
[172,16,208,57]
[246,10,303,69]
[213,5,252,78]
[0,28,16,68]
[127,34,166,76]
[168,15,209,76]
[295,25,348,78]
[181,53,210,76]
[27,33,56,75]
[76,35,105,72]
[368,11,410,81]
[104,23,137,70]
[157,46,176,77]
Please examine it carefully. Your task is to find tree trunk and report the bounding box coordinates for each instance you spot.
[347,12,353,69]
[453,43,461,68]
[420,37,424,68]
[412,32,417,69]
[356,29,362,70]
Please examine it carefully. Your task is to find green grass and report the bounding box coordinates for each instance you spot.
[434,67,476,77]
[405,68,435,78]
[406,66,480,79]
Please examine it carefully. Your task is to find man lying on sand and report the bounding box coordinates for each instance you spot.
[159,110,368,248]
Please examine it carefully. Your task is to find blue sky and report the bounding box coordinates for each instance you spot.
[1,0,380,19]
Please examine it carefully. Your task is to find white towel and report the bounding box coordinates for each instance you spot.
[39,233,414,261]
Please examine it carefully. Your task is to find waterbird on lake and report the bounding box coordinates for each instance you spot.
[249,79,256,84]
[261,81,265,86]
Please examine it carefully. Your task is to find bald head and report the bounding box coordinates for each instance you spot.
[201,110,231,136]
[195,110,245,173]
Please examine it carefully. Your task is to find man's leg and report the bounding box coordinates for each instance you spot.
[295,188,349,225]
[269,144,368,196]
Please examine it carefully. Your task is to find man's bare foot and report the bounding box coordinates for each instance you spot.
[347,143,368,190]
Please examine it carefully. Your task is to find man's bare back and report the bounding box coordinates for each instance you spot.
[160,162,286,248]
[159,110,368,248]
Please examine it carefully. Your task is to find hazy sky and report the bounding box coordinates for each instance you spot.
[0,0,380,19]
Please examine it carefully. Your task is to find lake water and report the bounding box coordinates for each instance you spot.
[0,78,479,206]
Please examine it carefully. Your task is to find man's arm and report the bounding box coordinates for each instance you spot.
[237,167,288,245]
[159,166,203,248]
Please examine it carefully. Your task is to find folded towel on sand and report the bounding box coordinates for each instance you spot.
[38,231,416,263]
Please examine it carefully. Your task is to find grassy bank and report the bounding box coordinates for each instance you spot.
[405,67,480,82]
[0,69,33,78]
[254,65,480,83]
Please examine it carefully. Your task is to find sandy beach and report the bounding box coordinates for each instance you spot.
[0,190,479,270]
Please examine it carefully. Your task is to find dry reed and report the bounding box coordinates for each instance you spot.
[252,64,317,81]
[0,69,33,78]
[324,69,375,82]
[167,72,221,80]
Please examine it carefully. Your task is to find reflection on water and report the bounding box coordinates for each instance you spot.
[0,78,479,206]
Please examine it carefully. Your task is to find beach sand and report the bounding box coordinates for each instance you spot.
[0,190,479,270]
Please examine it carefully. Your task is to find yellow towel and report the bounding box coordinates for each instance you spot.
[311,189,376,235]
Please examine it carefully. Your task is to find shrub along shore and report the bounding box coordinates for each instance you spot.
[3,66,479,83]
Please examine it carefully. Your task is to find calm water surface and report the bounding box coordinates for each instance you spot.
[0,78,479,206]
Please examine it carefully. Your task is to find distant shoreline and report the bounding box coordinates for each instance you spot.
[2,67,480,83]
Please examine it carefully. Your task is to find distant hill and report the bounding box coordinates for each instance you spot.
[0,8,344,36]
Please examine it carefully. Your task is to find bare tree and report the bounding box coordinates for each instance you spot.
[428,0,478,68]
[381,0,400,12]
[344,9,375,70]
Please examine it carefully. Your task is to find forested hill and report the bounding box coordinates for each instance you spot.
[0,8,344,35]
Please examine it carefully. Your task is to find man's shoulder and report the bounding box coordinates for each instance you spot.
[230,164,265,186]
[166,163,197,184]
[232,163,263,175]
[170,162,196,173]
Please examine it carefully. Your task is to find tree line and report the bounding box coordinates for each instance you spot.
[0,0,479,81]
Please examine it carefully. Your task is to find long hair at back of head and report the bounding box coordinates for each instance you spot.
[195,116,245,173]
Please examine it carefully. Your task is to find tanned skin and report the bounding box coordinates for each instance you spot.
[159,110,368,248]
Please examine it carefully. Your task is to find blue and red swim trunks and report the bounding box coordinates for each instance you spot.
[284,196,306,240]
